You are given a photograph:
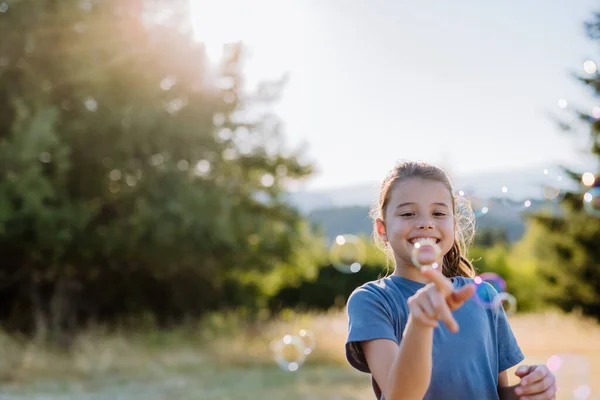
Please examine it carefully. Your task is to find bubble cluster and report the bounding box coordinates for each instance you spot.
[329,234,366,274]
[410,239,442,270]
[271,329,317,372]
[473,272,517,316]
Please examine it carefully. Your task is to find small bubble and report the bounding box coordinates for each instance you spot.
[261,174,274,187]
[546,355,562,372]
[125,175,137,187]
[84,97,97,111]
[573,384,591,400]
[329,234,366,274]
[109,169,121,181]
[176,160,189,171]
[593,107,600,119]
[166,98,187,115]
[160,76,176,91]
[276,164,288,176]
[558,99,568,109]
[271,335,307,372]
[195,160,210,176]
[150,154,164,166]
[584,60,597,74]
[217,128,232,142]
[583,187,600,217]
[0,2,8,13]
[213,113,225,127]
[582,172,595,187]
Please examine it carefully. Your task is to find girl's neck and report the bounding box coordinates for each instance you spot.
[392,263,431,284]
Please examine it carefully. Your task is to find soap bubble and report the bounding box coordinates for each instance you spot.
[410,239,442,270]
[329,234,366,274]
[271,334,307,372]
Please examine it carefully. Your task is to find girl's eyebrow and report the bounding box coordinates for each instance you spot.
[396,202,449,209]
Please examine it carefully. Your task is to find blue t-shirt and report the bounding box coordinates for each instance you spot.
[345,275,524,400]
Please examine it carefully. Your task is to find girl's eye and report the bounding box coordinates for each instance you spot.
[400,213,414,217]
[434,212,447,217]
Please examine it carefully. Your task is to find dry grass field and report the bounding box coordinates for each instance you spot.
[0,309,598,399]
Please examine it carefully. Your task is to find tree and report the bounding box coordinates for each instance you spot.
[524,12,600,320]
[0,0,321,342]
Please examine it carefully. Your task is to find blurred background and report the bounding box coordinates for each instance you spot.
[0,0,599,399]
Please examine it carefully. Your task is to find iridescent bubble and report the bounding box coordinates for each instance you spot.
[329,234,366,274]
[583,187,600,217]
[298,329,317,355]
[474,272,507,309]
[271,334,307,372]
[476,272,506,293]
[498,292,517,317]
[541,170,565,203]
[410,239,442,270]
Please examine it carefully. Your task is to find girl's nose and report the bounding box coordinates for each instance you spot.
[417,218,434,229]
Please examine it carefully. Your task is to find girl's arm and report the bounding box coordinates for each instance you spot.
[362,315,435,400]
[362,268,475,400]
[497,370,519,400]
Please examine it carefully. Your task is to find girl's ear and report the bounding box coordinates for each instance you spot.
[376,218,388,242]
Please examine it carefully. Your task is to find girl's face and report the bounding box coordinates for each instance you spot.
[377,178,455,270]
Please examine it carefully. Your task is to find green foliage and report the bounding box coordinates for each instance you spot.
[515,12,600,321]
[0,0,321,338]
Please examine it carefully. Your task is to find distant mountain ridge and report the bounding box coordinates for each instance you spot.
[286,162,593,214]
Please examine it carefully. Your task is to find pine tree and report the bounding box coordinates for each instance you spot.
[527,12,600,320]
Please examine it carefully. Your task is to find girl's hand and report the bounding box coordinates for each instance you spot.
[407,267,475,333]
[514,365,557,399]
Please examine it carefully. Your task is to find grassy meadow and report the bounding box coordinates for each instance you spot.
[0,309,598,399]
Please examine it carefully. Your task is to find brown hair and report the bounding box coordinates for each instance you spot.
[369,160,476,278]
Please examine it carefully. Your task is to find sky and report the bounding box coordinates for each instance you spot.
[190,0,600,191]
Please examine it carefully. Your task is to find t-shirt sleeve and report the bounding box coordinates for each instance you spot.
[345,286,398,373]
[494,293,525,372]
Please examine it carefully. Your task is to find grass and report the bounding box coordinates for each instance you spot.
[0,309,598,399]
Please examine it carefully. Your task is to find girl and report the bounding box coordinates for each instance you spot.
[345,161,557,400]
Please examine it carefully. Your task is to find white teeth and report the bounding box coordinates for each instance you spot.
[411,238,438,245]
